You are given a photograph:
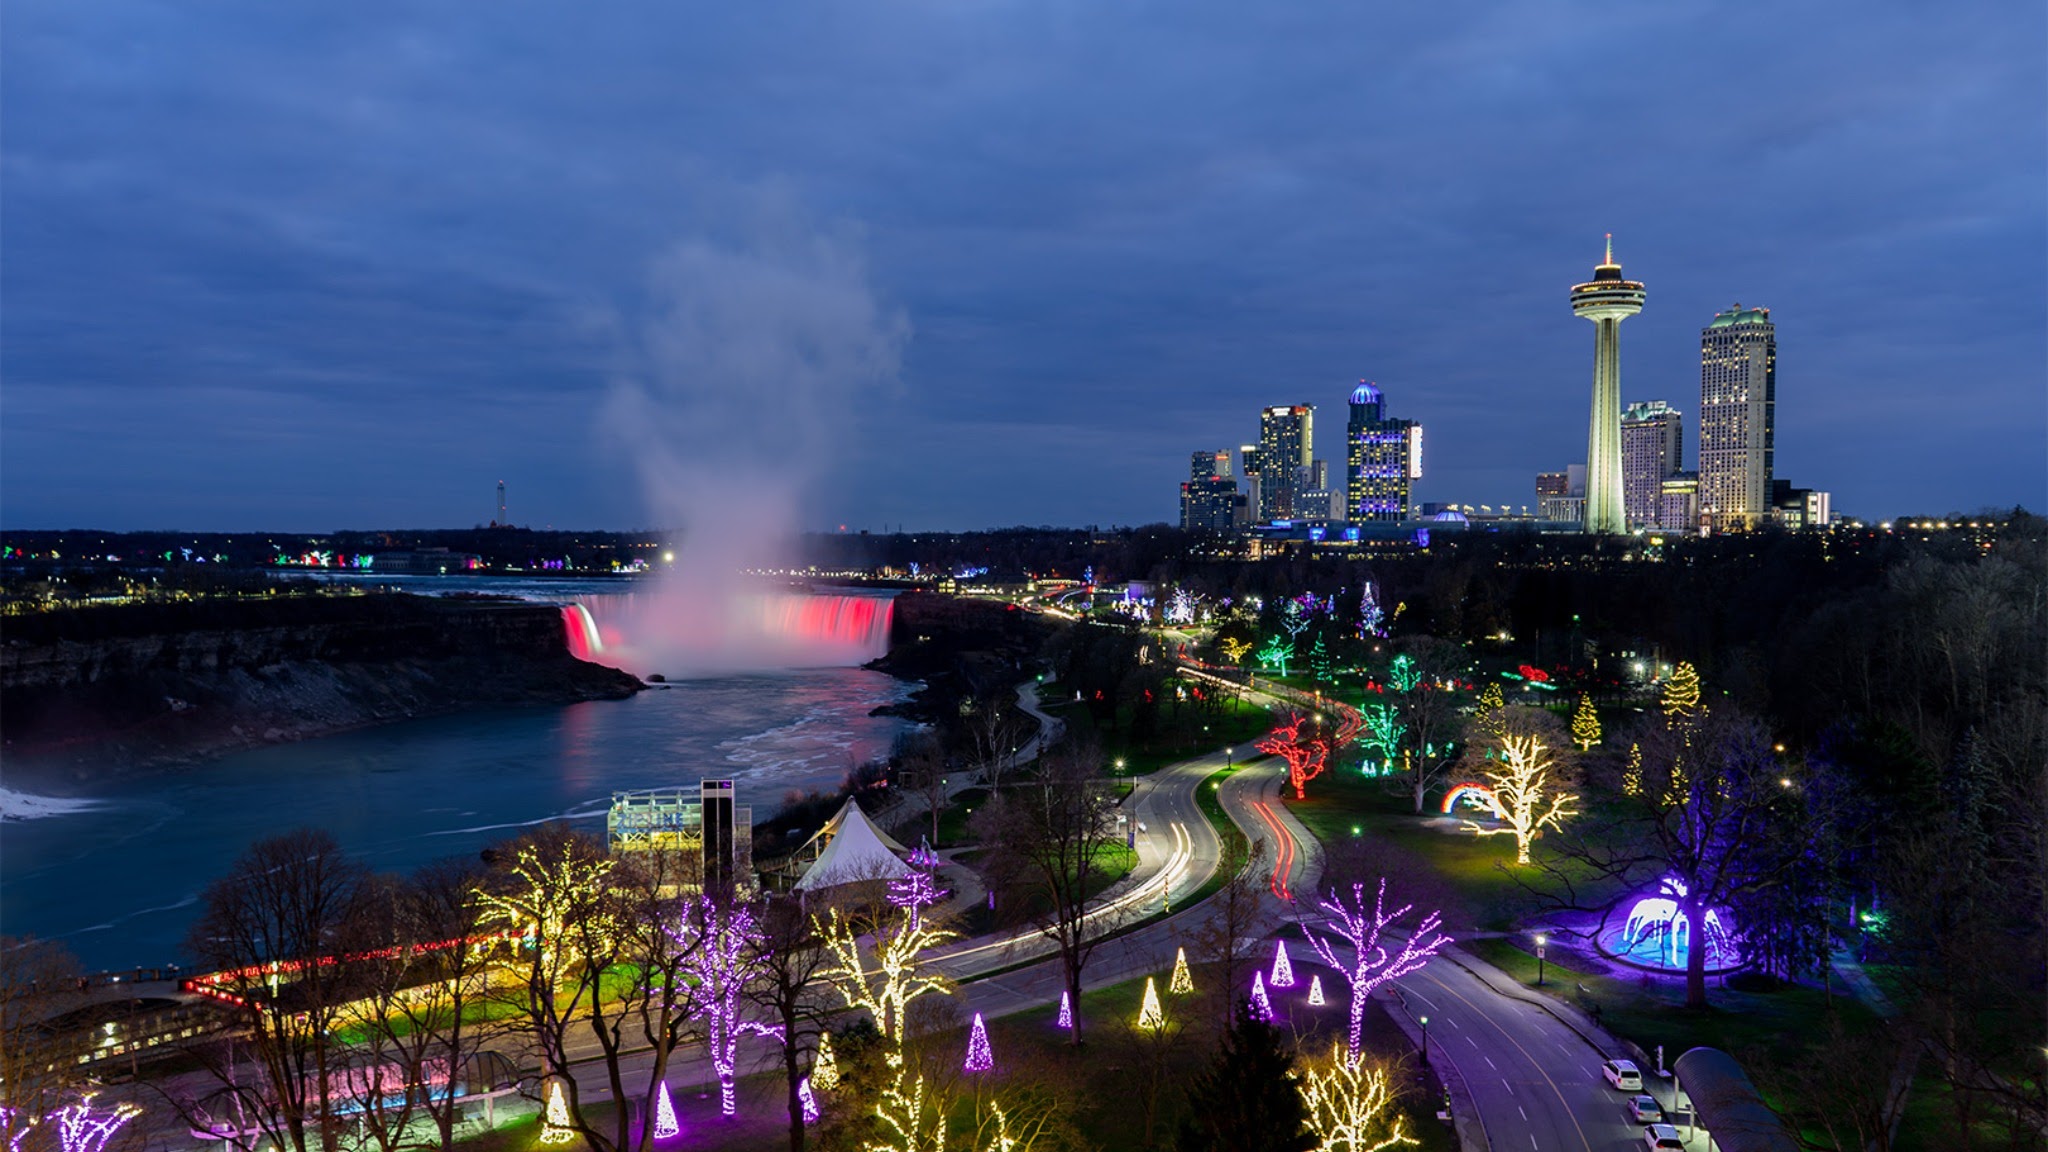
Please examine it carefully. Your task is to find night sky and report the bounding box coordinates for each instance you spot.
[4,2,2043,532]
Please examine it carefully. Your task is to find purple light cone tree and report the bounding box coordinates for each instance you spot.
[675,896,785,1117]
[1307,877,1451,1057]
[1056,989,1073,1030]
[1271,939,1296,988]
[1250,971,1273,1021]
[963,1013,994,1073]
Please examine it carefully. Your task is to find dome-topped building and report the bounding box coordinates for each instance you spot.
[1346,381,1421,523]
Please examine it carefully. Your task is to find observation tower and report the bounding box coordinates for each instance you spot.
[1569,236,1645,535]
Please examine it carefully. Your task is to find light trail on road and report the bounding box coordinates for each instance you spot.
[1249,800,1295,902]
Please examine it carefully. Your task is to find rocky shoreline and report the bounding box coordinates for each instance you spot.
[1,594,642,788]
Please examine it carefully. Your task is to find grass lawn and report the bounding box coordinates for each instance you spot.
[1042,686,1274,778]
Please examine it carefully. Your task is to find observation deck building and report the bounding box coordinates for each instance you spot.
[1569,237,1646,535]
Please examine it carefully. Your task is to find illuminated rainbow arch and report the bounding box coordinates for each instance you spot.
[1440,783,1503,817]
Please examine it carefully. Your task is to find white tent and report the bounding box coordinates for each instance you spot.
[792,798,912,891]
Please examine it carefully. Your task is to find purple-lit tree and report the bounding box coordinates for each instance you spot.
[51,1095,143,1152]
[675,896,784,1117]
[963,1013,994,1073]
[1306,878,1450,1056]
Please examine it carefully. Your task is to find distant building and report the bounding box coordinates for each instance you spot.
[607,781,753,895]
[1236,443,1263,525]
[1698,304,1777,532]
[1180,450,1240,533]
[1771,481,1831,530]
[1570,237,1646,535]
[1621,400,1684,529]
[1536,465,1585,524]
[1256,405,1315,521]
[1345,382,1422,522]
[1660,471,1700,532]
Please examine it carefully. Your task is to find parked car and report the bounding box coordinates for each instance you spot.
[1600,1058,1643,1091]
[1640,1123,1685,1151]
[1627,1094,1664,1123]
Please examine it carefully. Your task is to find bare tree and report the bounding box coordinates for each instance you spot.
[1390,637,1468,813]
[0,935,87,1144]
[974,736,1124,1046]
[1180,844,1277,1034]
[746,894,840,1152]
[899,732,949,848]
[964,690,1029,792]
[177,829,374,1152]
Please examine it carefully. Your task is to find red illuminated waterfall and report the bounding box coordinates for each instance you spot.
[560,590,894,675]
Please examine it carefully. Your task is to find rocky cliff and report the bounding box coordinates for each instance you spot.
[1,594,641,782]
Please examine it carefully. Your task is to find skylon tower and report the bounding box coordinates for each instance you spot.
[1569,236,1645,535]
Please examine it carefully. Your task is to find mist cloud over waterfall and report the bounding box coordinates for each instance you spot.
[595,201,910,676]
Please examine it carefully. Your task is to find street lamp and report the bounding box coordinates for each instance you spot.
[1224,747,1234,768]
[1418,1016,1430,1066]
[1115,758,1126,774]
[1535,933,1547,986]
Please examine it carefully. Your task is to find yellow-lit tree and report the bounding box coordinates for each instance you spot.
[1471,683,1507,740]
[1466,729,1579,866]
[1662,661,1702,719]
[1296,1043,1416,1152]
[1571,695,1602,751]
[815,886,956,1046]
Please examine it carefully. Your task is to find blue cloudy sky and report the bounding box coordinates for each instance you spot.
[4,1,2043,531]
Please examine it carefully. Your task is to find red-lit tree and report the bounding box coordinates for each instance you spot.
[1257,711,1366,800]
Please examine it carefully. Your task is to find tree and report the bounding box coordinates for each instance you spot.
[1256,635,1294,678]
[0,935,85,1144]
[676,894,783,1117]
[1256,711,1362,801]
[1571,695,1602,751]
[973,738,1123,1045]
[816,863,957,1047]
[963,691,1028,792]
[1182,850,1277,1032]
[1174,1003,1315,1152]
[747,895,840,1152]
[1464,715,1580,866]
[1295,1043,1416,1152]
[1389,637,1467,814]
[900,732,950,847]
[177,828,373,1152]
[1305,879,1450,1057]
[1662,661,1701,718]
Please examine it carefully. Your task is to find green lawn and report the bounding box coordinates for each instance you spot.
[1042,684,1274,777]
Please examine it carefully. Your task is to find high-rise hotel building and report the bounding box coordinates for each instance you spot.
[1179,451,1240,533]
[1345,382,1422,522]
[1256,404,1314,521]
[1697,304,1776,532]
[1620,400,1683,529]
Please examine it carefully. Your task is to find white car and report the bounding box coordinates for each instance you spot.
[1627,1093,1664,1123]
[1640,1123,1684,1151]
[1600,1058,1643,1091]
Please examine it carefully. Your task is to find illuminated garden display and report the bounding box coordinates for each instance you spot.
[676,897,783,1117]
[964,1012,995,1072]
[1170,946,1194,995]
[1270,939,1295,988]
[1601,876,1741,973]
[1307,878,1450,1056]
[1249,972,1273,1021]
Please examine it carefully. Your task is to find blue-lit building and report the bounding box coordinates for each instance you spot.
[1345,382,1422,522]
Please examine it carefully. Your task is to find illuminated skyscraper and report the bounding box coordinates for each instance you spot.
[1697,304,1776,532]
[1620,400,1683,529]
[1180,451,1239,533]
[1345,382,1421,522]
[1569,237,1645,535]
[1256,405,1314,520]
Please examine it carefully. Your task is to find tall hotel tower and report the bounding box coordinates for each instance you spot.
[1620,400,1683,529]
[1569,237,1645,535]
[1697,304,1776,532]
[1256,404,1314,521]
[1346,382,1422,521]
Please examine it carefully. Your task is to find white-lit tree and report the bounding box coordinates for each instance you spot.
[815,862,956,1046]
[1466,727,1579,866]
[1306,878,1450,1057]
[1296,1042,1416,1152]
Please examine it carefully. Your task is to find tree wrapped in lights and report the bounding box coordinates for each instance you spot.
[964,1013,995,1073]
[1308,635,1332,684]
[1358,704,1405,775]
[1166,588,1198,626]
[1270,939,1296,988]
[1169,947,1194,995]
[798,1077,819,1125]
[816,872,957,1046]
[36,1095,143,1152]
[1386,653,1421,694]
[870,1053,944,1152]
[1296,1043,1416,1152]
[1571,696,1602,751]
[1465,731,1579,866]
[1307,878,1450,1056]
[1357,582,1386,640]
[1220,636,1254,666]
[1257,635,1295,677]
[1257,711,1365,800]
[652,1081,680,1140]
[1249,971,1273,1021]
[1471,683,1506,739]
[1137,976,1165,1030]
[811,1030,839,1091]
[1662,661,1701,719]
[675,896,784,1117]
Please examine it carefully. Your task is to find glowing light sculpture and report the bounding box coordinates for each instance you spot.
[1615,877,1739,971]
[818,868,957,1045]
[1439,783,1503,817]
[1571,695,1602,750]
[1056,989,1073,1030]
[1662,662,1701,718]
[1137,977,1165,1030]
[964,1013,994,1073]
[652,1081,680,1140]
[1308,975,1326,1006]
[675,897,784,1117]
[1271,939,1296,988]
[1169,946,1194,995]
[812,1031,839,1091]
[1257,635,1295,677]
[540,1080,576,1144]
[1249,971,1273,1021]
[1357,583,1386,639]
[1308,878,1451,1056]
[799,1078,819,1124]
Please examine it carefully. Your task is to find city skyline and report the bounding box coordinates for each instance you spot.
[3,3,2042,532]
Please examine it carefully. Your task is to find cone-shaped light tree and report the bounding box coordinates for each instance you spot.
[1571,695,1602,751]
[1169,947,1194,995]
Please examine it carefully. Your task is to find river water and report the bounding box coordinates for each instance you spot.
[0,579,916,971]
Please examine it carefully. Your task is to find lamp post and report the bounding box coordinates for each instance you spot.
[1535,933,1547,986]
[1225,747,1234,768]
[1419,1015,1430,1066]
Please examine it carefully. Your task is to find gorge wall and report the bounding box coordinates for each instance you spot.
[2,594,643,783]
